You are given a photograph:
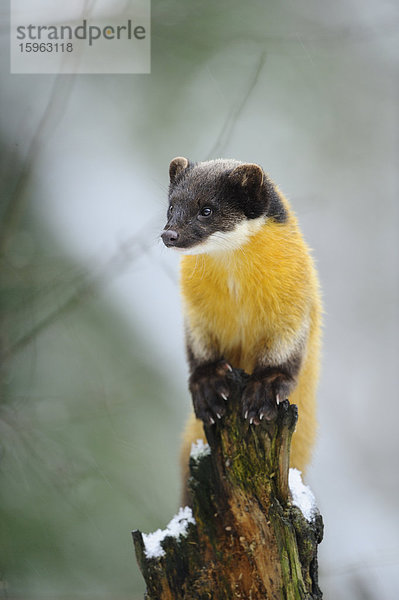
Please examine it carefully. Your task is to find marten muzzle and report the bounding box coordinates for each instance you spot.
[161,229,180,247]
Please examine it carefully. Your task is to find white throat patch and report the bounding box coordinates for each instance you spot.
[175,216,266,256]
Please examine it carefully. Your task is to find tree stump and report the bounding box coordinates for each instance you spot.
[133,368,323,599]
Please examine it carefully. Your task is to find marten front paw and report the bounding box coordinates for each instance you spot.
[189,360,233,425]
[242,373,291,425]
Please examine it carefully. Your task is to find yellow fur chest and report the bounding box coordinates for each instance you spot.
[180,220,315,373]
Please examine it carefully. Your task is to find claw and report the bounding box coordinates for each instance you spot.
[221,393,228,401]
[244,410,248,420]
[209,417,215,425]
[216,412,222,419]
[259,412,264,420]
[250,417,254,425]
[276,394,281,405]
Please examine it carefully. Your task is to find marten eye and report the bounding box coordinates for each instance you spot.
[168,205,173,214]
[198,206,213,220]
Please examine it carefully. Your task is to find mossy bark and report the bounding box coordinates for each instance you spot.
[133,368,323,599]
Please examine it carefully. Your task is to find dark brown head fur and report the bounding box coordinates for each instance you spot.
[162,157,287,250]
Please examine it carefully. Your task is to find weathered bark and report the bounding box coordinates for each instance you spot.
[133,368,323,599]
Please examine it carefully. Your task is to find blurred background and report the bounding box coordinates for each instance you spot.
[1,1,398,598]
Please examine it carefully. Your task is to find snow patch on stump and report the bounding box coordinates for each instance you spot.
[289,468,317,522]
[190,438,211,461]
[142,506,196,559]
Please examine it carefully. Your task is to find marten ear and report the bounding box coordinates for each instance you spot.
[228,163,264,193]
[169,157,189,183]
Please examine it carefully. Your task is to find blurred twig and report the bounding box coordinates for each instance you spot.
[234,16,399,48]
[207,50,267,159]
[0,75,75,258]
[0,227,154,364]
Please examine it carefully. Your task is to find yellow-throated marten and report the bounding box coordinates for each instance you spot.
[161,157,321,500]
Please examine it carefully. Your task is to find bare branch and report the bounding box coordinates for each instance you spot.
[206,50,267,159]
[0,75,76,258]
[0,226,155,364]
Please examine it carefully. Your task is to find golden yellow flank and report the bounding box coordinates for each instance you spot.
[180,197,322,478]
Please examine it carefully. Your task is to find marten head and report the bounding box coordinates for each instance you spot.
[161,157,287,254]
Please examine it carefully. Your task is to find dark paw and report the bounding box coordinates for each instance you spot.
[189,360,233,424]
[242,373,290,425]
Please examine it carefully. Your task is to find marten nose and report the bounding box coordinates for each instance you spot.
[161,229,179,246]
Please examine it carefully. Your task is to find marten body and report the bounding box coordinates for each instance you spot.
[161,157,321,499]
